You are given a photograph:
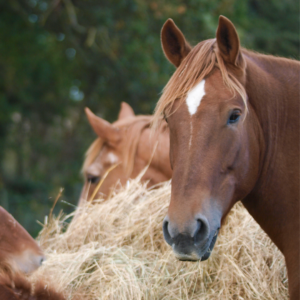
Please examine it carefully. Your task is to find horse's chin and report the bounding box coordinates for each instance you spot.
[176,229,219,262]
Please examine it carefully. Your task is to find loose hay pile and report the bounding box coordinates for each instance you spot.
[33,178,288,300]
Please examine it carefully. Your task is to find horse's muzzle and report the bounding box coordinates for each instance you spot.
[163,215,219,261]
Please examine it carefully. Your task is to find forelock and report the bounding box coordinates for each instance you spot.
[153,38,247,128]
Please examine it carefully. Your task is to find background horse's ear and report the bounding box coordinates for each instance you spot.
[118,102,135,120]
[216,16,242,66]
[85,107,121,145]
[161,19,191,67]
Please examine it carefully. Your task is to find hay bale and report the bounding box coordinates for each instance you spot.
[33,179,288,299]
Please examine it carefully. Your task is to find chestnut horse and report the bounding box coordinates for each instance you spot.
[154,16,299,299]
[0,207,45,273]
[0,272,66,300]
[78,102,171,205]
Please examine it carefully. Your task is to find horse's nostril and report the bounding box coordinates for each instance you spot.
[194,217,209,245]
[195,219,202,235]
[162,218,173,246]
[39,257,45,265]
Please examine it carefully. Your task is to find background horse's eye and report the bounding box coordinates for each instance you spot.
[228,110,241,124]
[87,175,100,184]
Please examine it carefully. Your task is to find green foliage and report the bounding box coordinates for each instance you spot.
[0,0,298,236]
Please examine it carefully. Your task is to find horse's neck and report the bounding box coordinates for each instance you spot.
[243,53,299,254]
[245,52,299,192]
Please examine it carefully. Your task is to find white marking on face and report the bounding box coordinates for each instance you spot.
[186,79,206,115]
[189,123,193,148]
[107,152,118,164]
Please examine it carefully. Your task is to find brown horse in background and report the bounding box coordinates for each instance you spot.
[0,207,45,274]
[154,16,299,299]
[78,102,171,205]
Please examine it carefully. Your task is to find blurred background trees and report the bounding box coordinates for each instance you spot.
[0,0,298,236]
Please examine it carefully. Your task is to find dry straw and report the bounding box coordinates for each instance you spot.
[32,176,288,300]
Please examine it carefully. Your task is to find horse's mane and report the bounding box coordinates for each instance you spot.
[153,39,247,127]
[0,271,66,300]
[82,115,158,177]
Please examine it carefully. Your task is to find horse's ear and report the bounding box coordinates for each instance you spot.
[118,102,135,120]
[216,16,242,66]
[85,107,120,145]
[161,19,191,67]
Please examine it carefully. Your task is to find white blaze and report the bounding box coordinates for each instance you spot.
[186,79,206,115]
[107,152,118,164]
[189,122,193,148]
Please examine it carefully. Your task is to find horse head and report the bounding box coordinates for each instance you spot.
[79,102,171,204]
[0,207,45,273]
[156,16,264,261]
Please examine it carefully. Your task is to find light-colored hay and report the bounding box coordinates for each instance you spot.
[33,177,288,300]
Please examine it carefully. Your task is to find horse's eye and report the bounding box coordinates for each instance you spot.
[228,110,241,124]
[87,175,100,184]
